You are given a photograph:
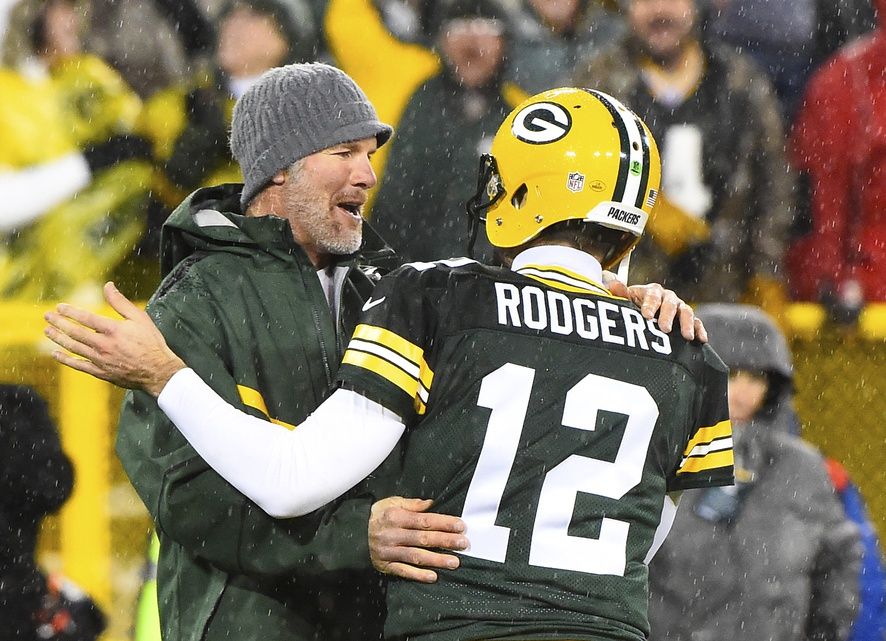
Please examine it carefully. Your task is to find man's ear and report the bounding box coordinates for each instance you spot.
[270,170,287,186]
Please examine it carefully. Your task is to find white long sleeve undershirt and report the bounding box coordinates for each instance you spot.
[0,152,91,231]
[157,368,406,518]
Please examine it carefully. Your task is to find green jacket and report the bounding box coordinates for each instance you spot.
[115,184,392,641]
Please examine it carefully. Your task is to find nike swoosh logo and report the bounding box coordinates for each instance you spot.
[362,296,386,312]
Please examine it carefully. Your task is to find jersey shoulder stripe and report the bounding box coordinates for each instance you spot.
[342,323,434,414]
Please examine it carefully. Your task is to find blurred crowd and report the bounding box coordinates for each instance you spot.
[0,0,883,316]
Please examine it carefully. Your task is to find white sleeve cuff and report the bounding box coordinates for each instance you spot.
[158,368,404,517]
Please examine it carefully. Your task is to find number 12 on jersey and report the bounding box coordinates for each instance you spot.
[460,363,659,576]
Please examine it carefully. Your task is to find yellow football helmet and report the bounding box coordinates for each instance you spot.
[468,88,661,273]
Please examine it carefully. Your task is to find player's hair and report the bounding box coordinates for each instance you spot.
[535,220,635,267]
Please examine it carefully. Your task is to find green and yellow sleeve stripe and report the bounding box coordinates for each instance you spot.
[676,419,733,475]
[236,385,297,430]
[342,324,434,415]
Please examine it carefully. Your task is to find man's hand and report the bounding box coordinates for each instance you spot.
[603,273,708,343]
[369,497,468,584]
[44,282,185,396]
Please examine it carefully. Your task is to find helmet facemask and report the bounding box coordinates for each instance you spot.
[465,153,505,259]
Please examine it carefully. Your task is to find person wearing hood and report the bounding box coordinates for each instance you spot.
[647,304,863,641]
[788,0,886,305]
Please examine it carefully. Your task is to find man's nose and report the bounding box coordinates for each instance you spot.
[352,155,377,190]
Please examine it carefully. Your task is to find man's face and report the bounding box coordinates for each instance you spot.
[529,0,581,33]
[217,5,289,78]
[727,370,769,423]
[438,18,506,89]
[628,0,696,64]
[282,137,378,264]
[43,0,82,59]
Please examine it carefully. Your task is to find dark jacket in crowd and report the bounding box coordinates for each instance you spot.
[507,0,624,93]
[115,184,394,641]
[0,386,74,641]
[371,71,519,264]
[574,41,794,303]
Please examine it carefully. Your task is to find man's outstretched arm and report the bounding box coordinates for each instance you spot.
[44,279,706,581]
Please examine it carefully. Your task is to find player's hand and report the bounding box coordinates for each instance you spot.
[603,273,708,343]
[368,496,468,584]
[44,282,186,396]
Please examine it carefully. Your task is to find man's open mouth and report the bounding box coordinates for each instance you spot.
[336,202,363,218]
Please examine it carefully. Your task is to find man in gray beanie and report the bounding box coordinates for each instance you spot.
[231,62,392,210]
[104,62,436,641]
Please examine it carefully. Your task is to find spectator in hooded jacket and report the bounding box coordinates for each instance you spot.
[0,385,74,641]
[574,0,794,321]
[647,304,863,641]
[788,0,886,305]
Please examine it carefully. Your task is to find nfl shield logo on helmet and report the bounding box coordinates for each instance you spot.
[567,172,585,193]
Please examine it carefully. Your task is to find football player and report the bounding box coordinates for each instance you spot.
[46,88,734,641]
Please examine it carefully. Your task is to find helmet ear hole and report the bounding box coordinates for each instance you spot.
[511,183,528,209]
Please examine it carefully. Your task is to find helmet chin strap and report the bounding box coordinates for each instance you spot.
[615,250,632,285]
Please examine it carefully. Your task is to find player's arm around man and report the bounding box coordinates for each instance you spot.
[47,271,705,581]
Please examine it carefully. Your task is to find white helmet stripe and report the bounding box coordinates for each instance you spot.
[588,91,648,209]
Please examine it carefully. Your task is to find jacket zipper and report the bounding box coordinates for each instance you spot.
[310,304,333,388]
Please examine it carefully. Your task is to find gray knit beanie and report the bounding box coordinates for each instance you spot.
[230,63,393,207]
